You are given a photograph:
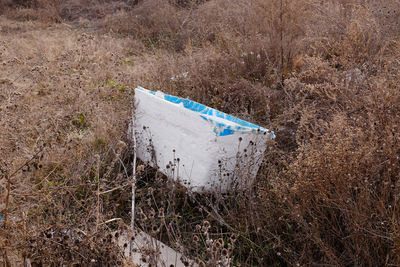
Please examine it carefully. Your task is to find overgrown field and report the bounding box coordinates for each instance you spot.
[1,0,400,266]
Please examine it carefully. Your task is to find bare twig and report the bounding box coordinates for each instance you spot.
[8,150,42,180]
[3,172,11,230]
[99,184,128,195]
[280,0,285,86]
[95,154,101,232]
[98,218,122,226]
[2,172,11,266]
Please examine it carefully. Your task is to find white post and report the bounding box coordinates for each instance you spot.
[131,137,136,231]
[129,90,137,261]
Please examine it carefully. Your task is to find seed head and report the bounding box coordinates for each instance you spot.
[203,220,210,229]
[221,248,228,256]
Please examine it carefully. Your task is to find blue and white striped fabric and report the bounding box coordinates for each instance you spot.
[136,86,274,138]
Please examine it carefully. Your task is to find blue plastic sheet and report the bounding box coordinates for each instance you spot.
[136,86,274,138]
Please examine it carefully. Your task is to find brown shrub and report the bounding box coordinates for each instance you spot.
[103,0,184,50]
[1,0,60,22]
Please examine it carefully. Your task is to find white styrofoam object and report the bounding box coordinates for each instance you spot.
[134,86,274,192]
[116,230,193,266]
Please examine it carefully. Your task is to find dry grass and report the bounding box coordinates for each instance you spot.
[0,13,147,265]
[1,0,400,266]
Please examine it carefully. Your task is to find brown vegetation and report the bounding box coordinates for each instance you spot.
[1,0,400,266]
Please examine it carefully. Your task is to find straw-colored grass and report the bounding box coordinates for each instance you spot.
[1,0,399,265]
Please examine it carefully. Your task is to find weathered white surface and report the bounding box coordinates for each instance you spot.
[134,86,274,192]
[116,230,193,266]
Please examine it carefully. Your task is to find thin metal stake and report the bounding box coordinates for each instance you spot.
[129,88,137,261]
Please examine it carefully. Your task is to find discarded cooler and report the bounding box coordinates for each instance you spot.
[134,86,275,193]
